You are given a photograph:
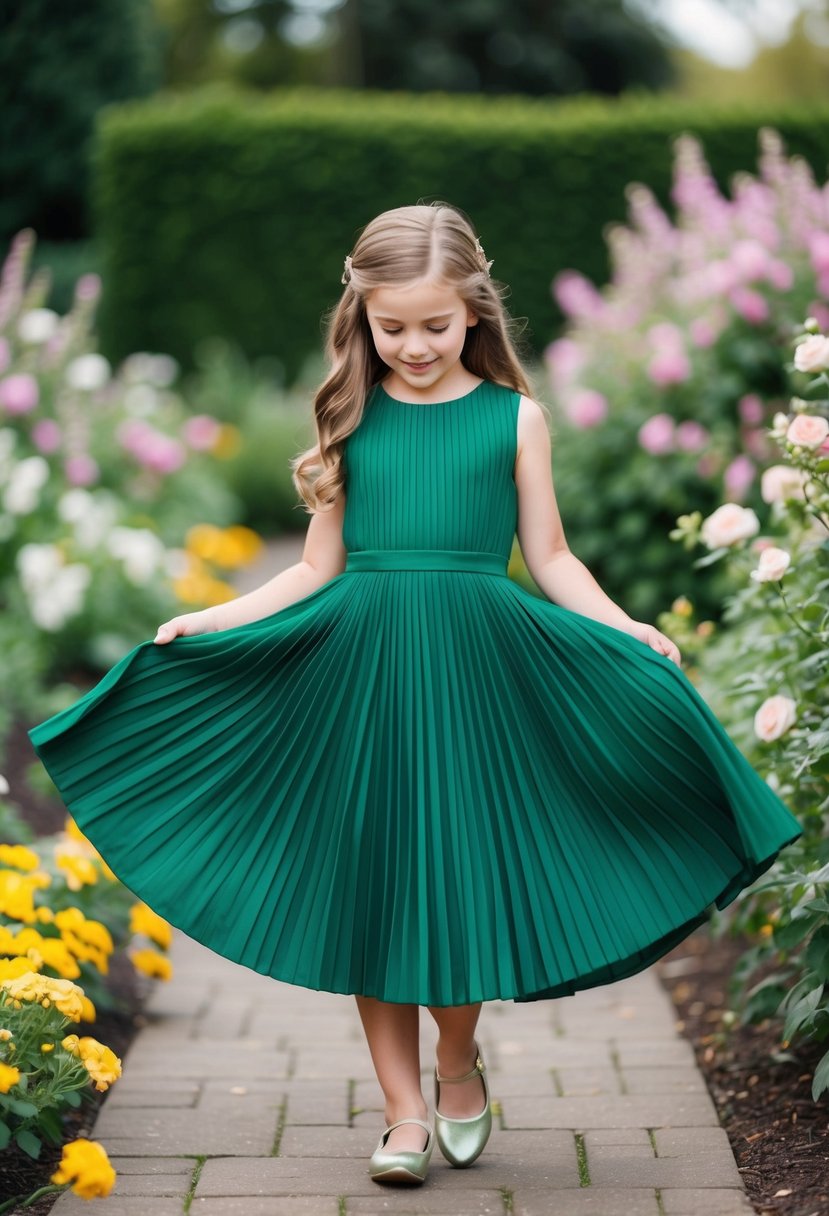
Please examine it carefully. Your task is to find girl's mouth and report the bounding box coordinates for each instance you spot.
[403,361,435,373]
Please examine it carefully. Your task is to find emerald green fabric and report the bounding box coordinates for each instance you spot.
[28,379,803,1006]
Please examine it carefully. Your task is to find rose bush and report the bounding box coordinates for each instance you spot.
[545,127,829,622]
[663,321,829,1098]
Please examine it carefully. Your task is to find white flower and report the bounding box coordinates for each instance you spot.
[121,353,179,388]
[123,384,159,417]
[750,547,791,583]
[17,308,59,344]
[760,465,809,504]
[106,527,166,585]
[16,543,91,631]
[754,695,797,743]
[0,774,9,797]
[0,428,16,476]
[3,455,49,515]
[786,414,829,449]
[57,489,118,549]
[164,548,189,578]
[65,354,111,392]
[700,503,760,549]
[793,334,829,373]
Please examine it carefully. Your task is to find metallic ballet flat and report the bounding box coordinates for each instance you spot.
[368,1116,434,1185]
[434,1038,492,1167]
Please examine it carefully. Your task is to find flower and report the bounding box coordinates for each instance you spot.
[17,308,59,344]
[55,851,99,891]
[700,503,760,549]
[786,414,829,449]
[1,972,85,1019]
[64,454,100,487]
[183,413,223,450]
[675,420,709,452]
[129,902,173,949]
[3,455,49,514]
[0,844,40,872]
[61,1035,122,1091]
[564,388,608,429]
[638,413,675,455]
[31,418,62,453]
[0,372,39,414]
[65,354,111,392]
[130,948,173,980]
[51,1139,116,1199]
[750,547,791,583]
[0,1062,20,1093]
[754,695,797,742]
[723,454,756,501]
[793,334,829,373]
[760,464,809,503]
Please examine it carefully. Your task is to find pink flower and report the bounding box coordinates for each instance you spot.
[723,455,755,501]
[786,413,829,448]
[675,420,709,452]
[75,273,102,304]
[552,271,604,321]
[731,287,769,325]
[700,503,760,548]
[64,454,100,487]
[647,349,691,387]
[31,419,62,453]
[750,547,791,583]
[766,260,793,292]
[689,318,717,348]
[753,694,796,743]
[182,414,222,450]
[144,436,186,475]
[0,337,9,375]
[0,372,39,414]
[565,389,608,429]
[760,464,808,503]
[730,240,769,282]
[638,413,675,455]
[809,232,829,276]
[793,335,829,373]
[738,394,764,425]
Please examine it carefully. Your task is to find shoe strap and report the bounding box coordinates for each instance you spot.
[435,1053,486,1084]
[385,1117,432,1134]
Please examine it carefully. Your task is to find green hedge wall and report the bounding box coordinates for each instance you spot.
[93,85,829,381]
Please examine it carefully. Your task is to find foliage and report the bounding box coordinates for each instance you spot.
[0,0,163,245]
[91,84,829,380]
[662,323,829,1098]
[546,127,829,622]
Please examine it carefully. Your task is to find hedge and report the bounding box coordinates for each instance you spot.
[92,85,829,380]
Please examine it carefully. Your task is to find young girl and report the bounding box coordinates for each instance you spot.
[28,202,802,1187]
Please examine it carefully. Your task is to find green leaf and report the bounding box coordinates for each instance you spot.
[783,985,824,1043]
[63,1090,81,1108]
[774,913,823,951]
[7,1099,37,1118]
[14,1128,41,1159]
[806,927,829,979]
[0,1120,9,1150]
[812,1047,829,1101]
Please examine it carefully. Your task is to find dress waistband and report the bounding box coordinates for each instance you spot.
[344,548,508,575]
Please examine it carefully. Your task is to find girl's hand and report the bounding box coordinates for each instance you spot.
[626,620,682,667]
[153,610,217,644]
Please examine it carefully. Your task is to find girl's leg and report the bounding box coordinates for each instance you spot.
[427,1001,487,1118]
[354,995,429,1152]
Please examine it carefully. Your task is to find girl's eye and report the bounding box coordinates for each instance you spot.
[379,325,450,335]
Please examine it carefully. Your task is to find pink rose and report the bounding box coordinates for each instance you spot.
[738,394,764,425]
[553,271,604,321]
[786,414,829,449]
[730,240,769,282]
[647,349,691,387]
[766,260,793,292]
[182,414,223,450]
[565,389,608,429]
[700,503,760,549]
[638,413,675,455]
[0,373,39,414]
[675,420,709,453]
[32,419,62,453]
[760,465,808,503]
[753,695,796,743]
[809,232,829,277]
[689,318,718,349]
[793,334,829,373]
[731,287,770,326]
[724,455,755,501]
[750,547,791,583]
[544,338,585,389]
[64,454,100,486]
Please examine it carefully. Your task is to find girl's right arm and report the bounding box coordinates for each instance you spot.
[153,492,347,644]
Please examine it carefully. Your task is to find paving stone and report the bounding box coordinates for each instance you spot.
[120,1038,292,1079]
[109,1156,194,1175]
[195,1155,385,1197]
[279,1125,373,1156]
[654,1127,734,1157]
[614,1040,697,1067]
[553,1067,623,1096]
[659,1188,755,1215]
[93,1104,280,1155]
[110,1172,192,1197]
[347,1192,506,1215]
[513,1188,660,1215]
[106,1084,200,1108]
[191,1200,341,1216]
[500,1092,718,1129]
[584,1128,653,1147]
[621,1066,709,1094]
[51,1199,185,1216]
[587,1147,743,1188]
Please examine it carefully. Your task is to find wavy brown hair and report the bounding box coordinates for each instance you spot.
[291,202,536,513]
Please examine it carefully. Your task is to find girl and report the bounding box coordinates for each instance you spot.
[28,202,802,1188]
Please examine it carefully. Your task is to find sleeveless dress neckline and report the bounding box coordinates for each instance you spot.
[376,378,486,406]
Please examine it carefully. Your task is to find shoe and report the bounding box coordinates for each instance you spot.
[434,1038,492,1167]
[368,1117,434,1185]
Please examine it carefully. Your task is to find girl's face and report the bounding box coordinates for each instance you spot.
[364,280,478,396]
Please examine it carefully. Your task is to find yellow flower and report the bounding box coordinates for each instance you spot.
[759,923,774,937]
[61,1034,80,1054]
[41,1043,55,1052]
[671,596,693,617]
[1,973,85,1020]
[0,956,35,981]
[0,869,50,922]
[0,844,40,872]
[78,994,96,1023]
[61,1035,122,1091]
[55,850,99,890]
[185,523,225,562]
[0,1028,12,1040]
[38,937,82,980]
[0,1062,20,1093]
[51,1138,116,1199]
[211,423,242,459]
[130,948,173,981]
[129,902,172,950]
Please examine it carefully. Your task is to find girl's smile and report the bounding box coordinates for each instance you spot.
[365,280,479,401]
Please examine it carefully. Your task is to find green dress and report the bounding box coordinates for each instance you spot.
[28,379,802,1007]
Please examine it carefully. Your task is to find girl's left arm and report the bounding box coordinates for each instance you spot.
[515,396,681,666]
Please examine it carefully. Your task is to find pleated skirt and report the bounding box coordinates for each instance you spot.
[28,549,802,1006]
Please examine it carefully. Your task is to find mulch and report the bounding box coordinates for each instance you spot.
[3,717,828,1214]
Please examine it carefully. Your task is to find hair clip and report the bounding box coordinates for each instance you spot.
[341,254,353,285]
[475,238,494,277]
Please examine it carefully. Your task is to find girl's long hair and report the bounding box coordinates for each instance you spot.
[291,202,535,513]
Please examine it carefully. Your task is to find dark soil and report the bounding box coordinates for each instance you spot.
[656,927,829,1216]
[1,716,148,1214]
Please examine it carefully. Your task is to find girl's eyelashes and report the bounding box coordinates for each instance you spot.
[380,325,450,335]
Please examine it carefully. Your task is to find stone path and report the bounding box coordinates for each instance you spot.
[50,537,753,1215]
